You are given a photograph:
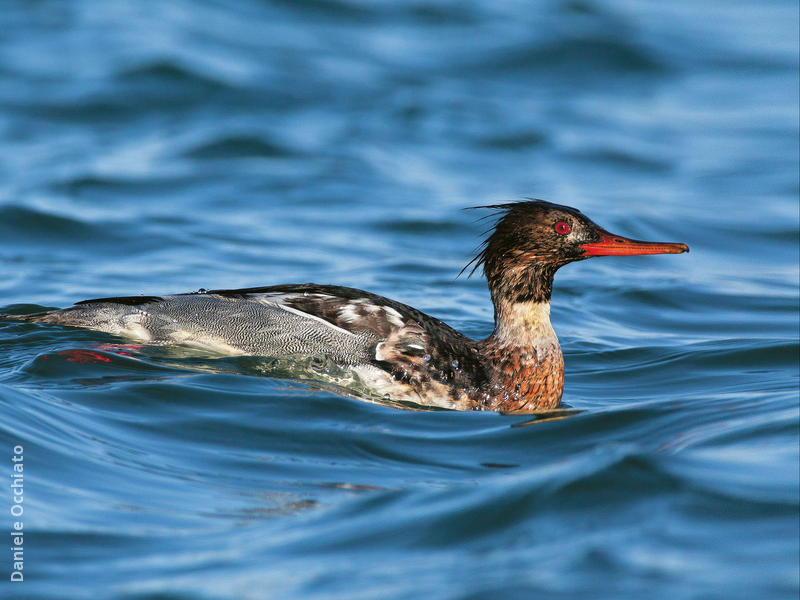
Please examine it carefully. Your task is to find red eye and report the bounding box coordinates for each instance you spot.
[554,221,571,235]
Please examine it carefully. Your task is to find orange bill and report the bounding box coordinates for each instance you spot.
[580,231,689,256]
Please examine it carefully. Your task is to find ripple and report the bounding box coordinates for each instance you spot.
[473,130,548,150]
[0,206,110,243]
[183,135,297,160]
[466,37,668,76]
[116,60,233,90]
[568,147,673,172]
[373,218,468,234]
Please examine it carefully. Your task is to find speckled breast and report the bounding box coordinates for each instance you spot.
[478,343,565,413]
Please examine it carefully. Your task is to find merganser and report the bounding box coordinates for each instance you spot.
[1,201,688,413]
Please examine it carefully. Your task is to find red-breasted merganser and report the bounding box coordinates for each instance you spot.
[2,201,688,412]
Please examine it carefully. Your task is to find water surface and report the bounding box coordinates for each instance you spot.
[0,1,798,598]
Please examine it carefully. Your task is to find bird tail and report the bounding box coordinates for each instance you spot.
[0,309,60,323]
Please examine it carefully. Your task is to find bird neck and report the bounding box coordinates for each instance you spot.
[485,260,556,305]
[488,297,559,350]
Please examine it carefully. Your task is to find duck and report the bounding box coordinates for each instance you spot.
[1,201,688,412]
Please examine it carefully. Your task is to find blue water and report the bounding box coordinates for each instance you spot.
[0,1,798,598]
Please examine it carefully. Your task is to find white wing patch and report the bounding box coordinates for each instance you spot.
[338,303,364,323]
[381,306,405,328]
[338,300,404,327]
[255,294,356,337]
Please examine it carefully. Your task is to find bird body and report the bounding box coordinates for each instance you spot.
[2,201,688,413]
